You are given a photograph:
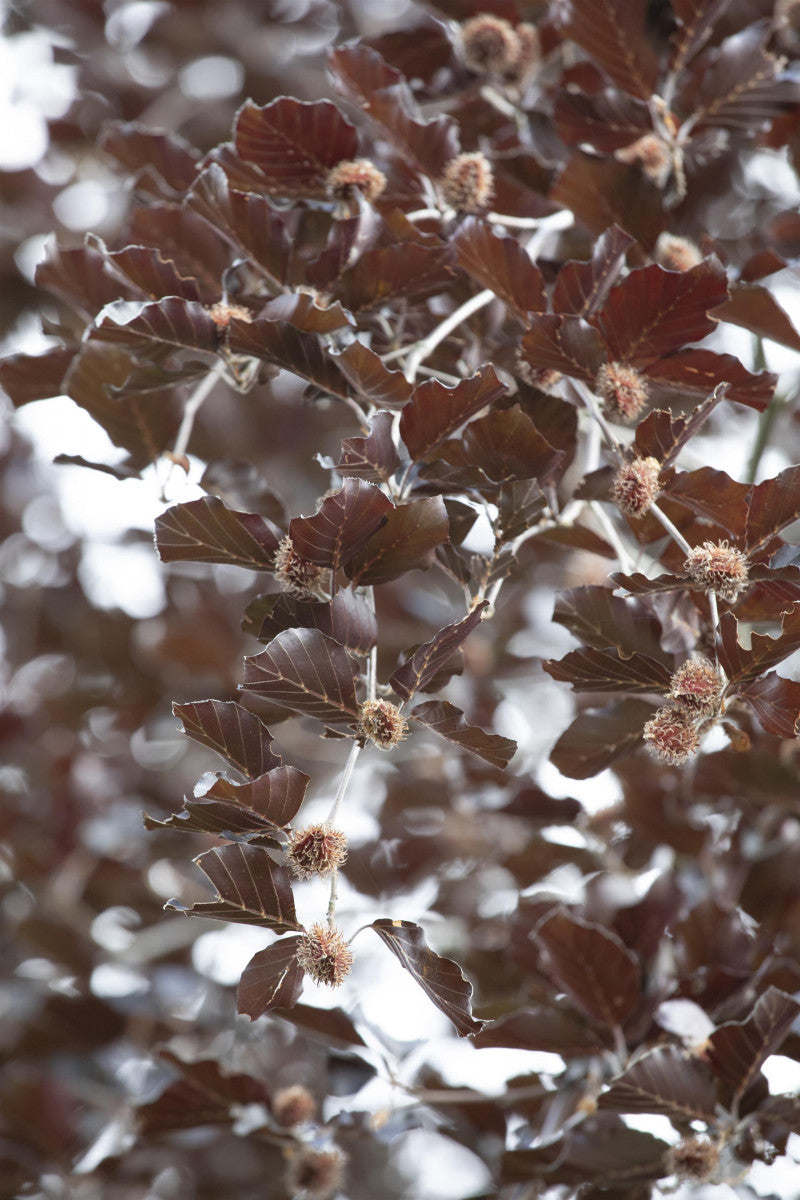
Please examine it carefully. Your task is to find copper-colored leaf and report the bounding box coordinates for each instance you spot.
[645,350,775,412]
[336,411,400,481]
[173,699,282,780]
[533,907,641,1026]
[719,605,800,687]
[168,843,302,931]
[335,243,453,313]
[260,292,354,335]
[241,629,362,723]
[345,496,449,586]
[550,698,652,779]
[234,97,358,196]
[666,467,750,539]
[439,405,563,484]
[714,282,800,353]
[452,218,546,320]
[370,919,484,1036]
[144,764,309,839]
[556,0,660,99]
[246,589,377,656]
[410,700,516,768]
[705,987,800,1102]
[400,367,507,462]
[544,647,672,694]
[633,385,729,464]
[332,342,412,409]
[554,88,652,153]
[520,314,604,381]
[156,496,282,569]
[598,1046,718,1120]
[553,224,634,318]
[737,671,800,739]
[238,938,305,1019]
[390,603,488,702]
[746,465,800,553]
[227,317,352,400]
[289,478,393,570]
[503,1118,669,1186]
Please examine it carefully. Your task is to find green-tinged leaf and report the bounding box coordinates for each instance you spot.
[238,938,305,1018]
[167,843,302,931]
[597,1046,718,1120]
[400,367,507,462]
[544,647,672,693]
[370,919,483,1036]
[390,603,487,702]
[533,907,641,1026]
[241,629,361,723]
[289,478,392,570]
[173,699,282,780]
[155,496,282,569]
[410,700,516,768]
[345,496,449,586]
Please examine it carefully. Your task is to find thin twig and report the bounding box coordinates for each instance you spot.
[159,359,226,499]
[649,501,693,555]
[404,288,495,383]
[326,739,361,826]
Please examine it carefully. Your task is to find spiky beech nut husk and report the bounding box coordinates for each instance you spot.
[643,706,700,765]
[286,823,348,879]
[208,301,252,330]
[297,922,353,988]
[596,362,649,423]
[273,535,326,599]
[611,456,661,518]
[286,1146,346,1198]
[504,22,540,88]
[665,1135,720,1182]
[440,152,494,214]
[272,1084,316,1127]
[668,656,724,716]
[654,231,703,272]
[684,540,750,603]
[461,14,520,76]
[615,132,673,187]
[325,158,386,206]
[357,698,408,750]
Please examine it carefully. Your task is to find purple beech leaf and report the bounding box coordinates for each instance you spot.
[556,0,660,100]
[0,346,75,408]
[273,1003,367,1048]
[238,937,305,1019]
[610,570,689,595]
[226,317,352,400]
[234,97,358,196]
[100,122,201,196]
[260,292,354,334]
[155,496,283,569]
[128,203,233,299]
[646,350,775,412]
[173,699,282,780]
[715,281,800,353]
[550,698,652,779]
[552,586,670,664]
[334,243,453,313]
[199,766,309,827]
[666,467,750,539]
[633,385,729,465]
[452,218,546,319]
[496,480,547,543]
[94,296,219,352]
[400,367,507,462]
[746,465,800,553]
[390,602,488,701]
[544,647,672,693]
[288,478,393,570]
[597,1046,718,1120]
[719,606,800,686]
[167,843,302,931]
[36,240,139,316]
[303,207,382,291]
[241,628,362,723]
[552,224,635,317]
[503,1119,669,1186]
[104,244,202,302]
[410,700,516,768]
[245,588,378,656]
[552,152,666,247]
[335,411,400,481]
[436,405,563,484]
[370,919,484,1036]
[554,88,652,153]
[533,907,642,1027]
[685,26,797,134]
[137,1053,271,1135]
[519,314,605,381]
[706,986,800,1102]
[670,0,733,73]
[331,342,413,409]
[474,1006,607,1056]
[736,671,800,738]
[345,496,449,586]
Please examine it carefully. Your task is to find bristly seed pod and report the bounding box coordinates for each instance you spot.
[643,706,701,765]
[286,823,348,879]
[668,656,724,716]
[297,922,353,988]
[654,232,703,272]
[505,22,540,88]
[357,698,408,750]
[460,14,520,76]
[285,1146,347,1198]
[440,152,494,214]
[615,132,673,188]
[611,456,661,518]
[272,1083,316,1127]
[596,362,649,423]
[665,1135,721,1182]
[208,301,253,331]
[683,540,750,603]
[273,535,326,600]
[325,158,386,206]
[515,349,562,393]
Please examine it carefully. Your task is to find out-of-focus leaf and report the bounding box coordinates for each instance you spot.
[289,478,392,570]
[496,480,547,542]
[36,240,138,317]
[550,698,651,779]
[737,672,800,739]
[554,88,652,153]
[719,606,800,686]
[520,314,604,381]
[241,629,362,723]
[597,1046,718,1120]
[238,938,305,1019]
[706,987,800,1102]
[544,647,672,694]
[685,27,798,133]
[390,603,487,701]
[552,152,665,246]
[553,586,670,664]
[593,259,728,367]
[714,282,800,353]
[335,411,400,481]
[168,843,302,931]
[474,1007,607,1056]
[273,1003,367,1048]
[155,496,282,568]
[410,700,516,768]
[533,907,641,1027]
[452,218,546,319]
[137,1053,272,1135]
[400,367,506,462]
[552,224,634,318]
[101,122,200,196]
[331,342,413,409]
[610,570,687,595]
[746,466,800,553]
[345,496,449,585]
[370,919,484,1036]
[555,0,660,100]
[234,97,358,196]
[0,347,75,407]
[173,698,282,780]
[670,0,732,73]
[246,589,378,655]
[503,1118,669,1185]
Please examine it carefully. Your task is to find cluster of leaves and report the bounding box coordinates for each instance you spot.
[5,0,800,1196]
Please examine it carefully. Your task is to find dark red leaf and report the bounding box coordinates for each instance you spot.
[227,317,352,400]
[241,629,362,723]
[685,27,797,133]
[646,349,776,412]
[400,367,507,462]
[552,153,665,247]
[390,603,488,702]
[155,496,282,569]
[496,480,547,542]
[554,88,652,153]
[438,405,563,484]
[93,295,218,353]
[474,1007,606,1056]
[544,647,672,694]
[737,671,800,739]
[520,314,604,381]
[345,496,449,586]
[533,907,641,1027]
[335,243,453,312]
[550,698,652,779]
[670,0,732,73]
[246,589,377,656]
[101,122,200,196]
[553,224,635,317]
[332,342,412,409]
[666,467,750,539]
[238,938,305,1018]
[0,347,75,407]
[167,843,302,931]
[705,987,800,1102]
[234,97,358,196]
[714,282,800,353]
[289,479,393,570]
[556,0,660,99]
[410,700,516,768]
[336,412,400,482]
[172,699,282,780]
[144,764,309,839]
[553,586,670,664]
[260,292,353,335]
[370,919,484,1036]
[503,1118,668,1185]
[633,385,729,464]
[746,466,800,553]
[719,605,800,687]
[598,1046,718,1120]
[36,240,138,317]
[610,570,687,595]
[452,218,546,320]
[105,245,202,302]
[137,1053,271,1135]
[593,259,729,367]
